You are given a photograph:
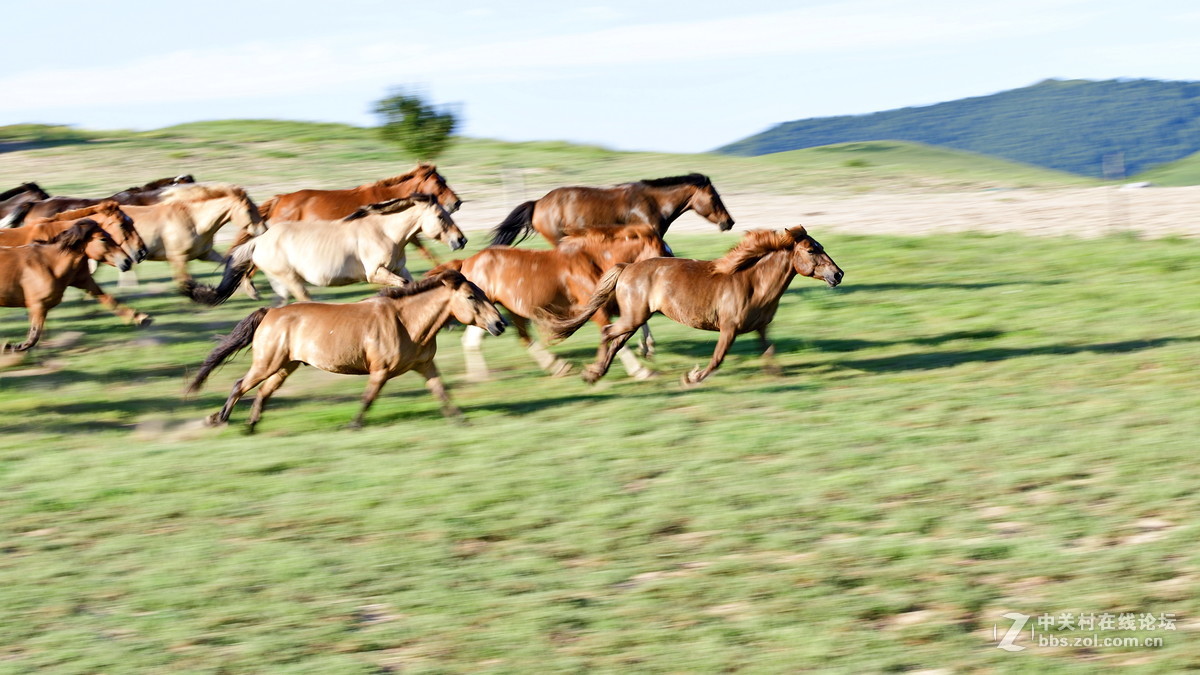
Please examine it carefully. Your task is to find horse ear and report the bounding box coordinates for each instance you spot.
[787,225,807,240]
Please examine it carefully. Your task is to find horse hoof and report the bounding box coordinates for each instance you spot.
[134,314,153,327]
[344,421,363,431]
[550,360,573,377]
[203,413,226,427]
[633,368,658,381]
[465,371,491,383]
[680,367,705,389]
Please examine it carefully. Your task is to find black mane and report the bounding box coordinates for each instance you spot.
[634,173,711,188]
[376,269,465,298]
[0,182,47,202]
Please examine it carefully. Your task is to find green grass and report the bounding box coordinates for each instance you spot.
[2,232,1198,672]
[1135,150,1200,186]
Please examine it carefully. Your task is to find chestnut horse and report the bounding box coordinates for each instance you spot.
[0,201,151,326]
[182,195,465,306]
[258,164,461,221]
[0,220,133,351]
[490,173,735,246]
[14,175,196,223]
[431,224,670,381]
[187,270,505,432]
[0,182,50,226]
[120,182,266,289]
[547,226,843,386]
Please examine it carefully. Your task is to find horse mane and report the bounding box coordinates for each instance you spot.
[0,182,47,201]
[123,175,195,193]
[46,219,101,252]
[343,193,436,220]
[36,200,120,222]
[371,163,437,188]
[376,269,465,298]
[158,182,245,203]
[633,173,711,188]
[712,228,804,275]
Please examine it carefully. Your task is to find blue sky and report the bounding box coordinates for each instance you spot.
[1,1,1196,153]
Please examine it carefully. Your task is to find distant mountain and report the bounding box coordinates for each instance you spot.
[718,79,1200,178]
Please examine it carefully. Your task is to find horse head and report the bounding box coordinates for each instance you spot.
[94,201,147,262]
[411,193,467,250]
[71,219,133,272]
[689,177,735,231]
[441,271,505,336]
[415,164,463,213]
[788,226,843,287]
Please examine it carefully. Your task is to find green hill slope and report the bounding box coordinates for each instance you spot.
[719,78,1200,179]
[1134,150,1200,186]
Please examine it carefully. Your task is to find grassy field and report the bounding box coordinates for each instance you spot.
[2,228,1198,672]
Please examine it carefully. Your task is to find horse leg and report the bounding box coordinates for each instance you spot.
[416,361,465,425]
[636,324,656,359]
[74,275,151,327]
[168,253,192,287]
[202,249,259,301]
[347,370,391,429]
[758,327,781,377]
[368,267,411,287]
[3,305,46,353]
[461,324,490,382]
[266,274,291,306]
[280,275,311,303]
[616,344,655,380]
[583,319,641,384]
[246,362,299,434]
[682,327,738,388]
[206,358,282,426]
[512,313,570,377]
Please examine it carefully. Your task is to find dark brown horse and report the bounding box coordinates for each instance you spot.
[0,220,133,352]
[0,202,152,326]
[430,223,670,380]
[0,183,50,225]
[187,270,505,432]
[547,226,843,386]
[14,175,196,223]
[490,173,734,246]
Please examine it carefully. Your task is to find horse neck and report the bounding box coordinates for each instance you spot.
[188,197,236,236]
[375,211,423,242]
[647,184,697,228]
[43,243,91,278]
[391,287,453,344]
[738,250,797,306]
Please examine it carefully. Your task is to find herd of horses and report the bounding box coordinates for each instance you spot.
[0,166,844,430]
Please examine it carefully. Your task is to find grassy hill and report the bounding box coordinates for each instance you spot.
[1135,150,1200,186]
[719,78,1200,179]
[0,121,1097,203]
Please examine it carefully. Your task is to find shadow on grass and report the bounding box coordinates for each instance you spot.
[835,336,1200,372]
[824,280,1065,294]
[661,329,1008,360]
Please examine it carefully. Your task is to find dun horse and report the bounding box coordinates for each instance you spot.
[490,173,735,246]
[0,183,50,226]
[0,220,133,351]
[0,201,151,326]
[14,175,195,223]
[547,226,843,386]
[187,270,505,432]
[182,195,465,306]
[431,224,669,381]
[120,182,266,289]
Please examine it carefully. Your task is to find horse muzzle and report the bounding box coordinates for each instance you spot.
[449,235,467,251]
[449,199,463,213]
[137,248,148,262]
[117,257,134,272]
[826,269,844,287]
[486,319,506,336]
[719,217,735,231]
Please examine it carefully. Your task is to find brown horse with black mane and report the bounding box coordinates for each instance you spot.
[430,223,670,381]
[187,270,505,432]
[0,202,152,326]
[0,220,133,352]
[258,164,462,221]
[0,182,51,226]
[547,226,843,387]
[490,173,735,246]
[15,175,196,224]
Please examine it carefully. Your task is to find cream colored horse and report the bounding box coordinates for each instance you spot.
[182,195,467,306]
[122,182,265,288]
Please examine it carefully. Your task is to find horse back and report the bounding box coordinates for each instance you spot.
[459,247,574,318]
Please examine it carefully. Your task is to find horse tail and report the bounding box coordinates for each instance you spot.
[490,200,536,246]
[0,201,33,228]
[545,263,628,343]
[257,196,278,221]
[186,307,269,394]
[179,239,257,306]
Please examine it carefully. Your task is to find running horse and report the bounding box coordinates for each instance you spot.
[0,201,152,326]
[490,173,735,246]
[121,182,266,290]
[430,224,670,381]
[547,226,843,387]
[0,220,133,352]
[187,270,505,432]
[181,195,465,306]
[13,175,196,223]
[0,183,51,226]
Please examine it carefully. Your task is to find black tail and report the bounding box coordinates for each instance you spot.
[490,200,536,246]
[187,307,269,393]
[0,201,33,228]
[180,240,257,305]
[545,263,628,342]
